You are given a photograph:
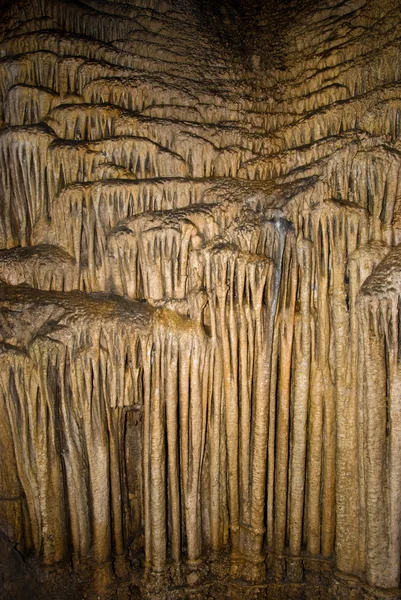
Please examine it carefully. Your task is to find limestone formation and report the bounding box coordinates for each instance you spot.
[1,0,401,599]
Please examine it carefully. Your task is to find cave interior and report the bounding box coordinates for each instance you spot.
[0,0,401,598]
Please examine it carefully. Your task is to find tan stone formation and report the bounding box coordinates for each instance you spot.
[1,0,401,598]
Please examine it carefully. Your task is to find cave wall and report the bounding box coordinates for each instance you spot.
[0,0,401,597]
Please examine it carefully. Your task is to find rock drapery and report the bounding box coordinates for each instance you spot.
[1,0,401,598]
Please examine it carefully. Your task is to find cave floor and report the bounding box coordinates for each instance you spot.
[0,533,382,600]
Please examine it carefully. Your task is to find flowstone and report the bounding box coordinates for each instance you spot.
[1,0,401,598]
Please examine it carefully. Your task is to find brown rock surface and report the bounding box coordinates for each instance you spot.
[1,0,401,598]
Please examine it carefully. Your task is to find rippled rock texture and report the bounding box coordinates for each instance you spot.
[1,0,401,598]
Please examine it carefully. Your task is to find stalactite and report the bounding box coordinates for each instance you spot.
[0,245,77,290]
[0,126,55,247]
[272,230,297,558]
[0,284,212,576]
[288,238,312,556]
[348,240,391,573]
[5,84,60,125]
[357,245,401,590]
[2,0,401,598]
